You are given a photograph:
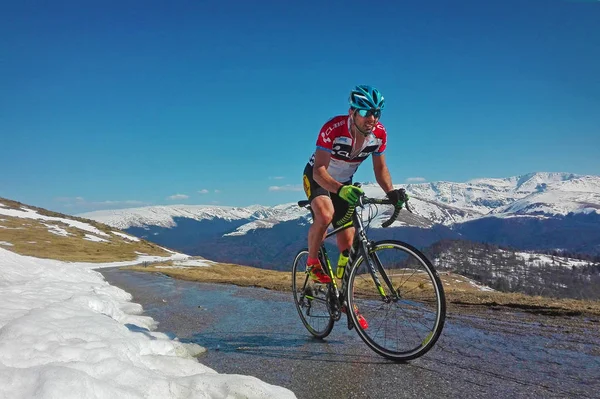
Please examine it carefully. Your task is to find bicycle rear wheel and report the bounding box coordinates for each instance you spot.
[292,249,334,339]
[347,240,446,361]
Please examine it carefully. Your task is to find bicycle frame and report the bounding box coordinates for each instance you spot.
[315,200,400,311]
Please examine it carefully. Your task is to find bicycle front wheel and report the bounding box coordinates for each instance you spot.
[292,249,334,339]
[347,240,446,361]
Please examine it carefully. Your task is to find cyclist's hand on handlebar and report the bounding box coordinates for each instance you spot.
[337,185,364,205]
[386,188,409,208]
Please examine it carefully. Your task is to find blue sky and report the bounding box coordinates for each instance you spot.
[1,0,599,213]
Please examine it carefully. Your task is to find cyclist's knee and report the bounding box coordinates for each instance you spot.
[311,196,334,225]
[314,210,333,226]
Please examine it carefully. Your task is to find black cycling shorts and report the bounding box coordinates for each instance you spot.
[303,163,352,227]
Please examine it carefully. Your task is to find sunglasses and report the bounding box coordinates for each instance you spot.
[356,108,382,118]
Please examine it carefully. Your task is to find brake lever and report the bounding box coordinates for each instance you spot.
[357,194,365,208]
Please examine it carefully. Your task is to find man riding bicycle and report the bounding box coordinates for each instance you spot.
[302,85,407,328]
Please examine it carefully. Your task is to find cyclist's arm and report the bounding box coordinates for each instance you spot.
[372,153,394,193]
[313,149,344,193]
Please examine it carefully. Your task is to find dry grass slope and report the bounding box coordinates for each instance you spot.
[0,197,173,262]
[127,262,292,291]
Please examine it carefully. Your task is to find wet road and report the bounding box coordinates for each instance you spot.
[100,268,600,399]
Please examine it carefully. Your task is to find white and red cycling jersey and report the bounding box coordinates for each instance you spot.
[307,115,387,182]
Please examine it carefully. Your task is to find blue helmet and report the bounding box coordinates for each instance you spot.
[349,85,385,110]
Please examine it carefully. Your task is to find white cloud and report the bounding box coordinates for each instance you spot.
[268,185,303,192]
[214,190,221,194]
[198,189,209,194]
[269,176,285,180]
[406,177,427,183]
[167,194,189,200]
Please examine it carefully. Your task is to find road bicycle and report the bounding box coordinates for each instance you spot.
[292,186,446,361]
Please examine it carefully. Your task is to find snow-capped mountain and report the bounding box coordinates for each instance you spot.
[77,172,600,266]
[406,172,600,220]
[80,172,600,232]
[488,175,600,217]
[222,203,312,236]
[80,203,311,230]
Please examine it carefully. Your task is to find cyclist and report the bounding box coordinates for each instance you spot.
[302,85,407,328]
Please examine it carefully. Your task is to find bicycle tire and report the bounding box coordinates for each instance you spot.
[347,240,446,361]
[292,249,334,339]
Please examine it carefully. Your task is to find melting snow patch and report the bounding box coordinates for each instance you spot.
[159,246,178,254]
[0,207,110,237]
[0,241,13,246]
[469,280,495,292]
[153,259,216,269]
[43,223,71,237]
[83,234,109,243]
[111,231,141,242]
[173,259,216,267]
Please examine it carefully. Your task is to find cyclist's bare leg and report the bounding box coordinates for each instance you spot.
[308,195,334,259]
[336,227,354,253]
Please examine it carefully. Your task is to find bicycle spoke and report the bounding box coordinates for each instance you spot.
[347,240,446,361]
[292,249,334,339]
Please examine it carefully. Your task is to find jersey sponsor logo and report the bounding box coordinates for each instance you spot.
[332,143,352,159]
[320,131,332,143]
[332,120,345,129]
[332,142,379,161]
[334,149,351,158]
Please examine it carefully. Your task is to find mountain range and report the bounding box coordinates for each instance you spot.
[79,172,600,269]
